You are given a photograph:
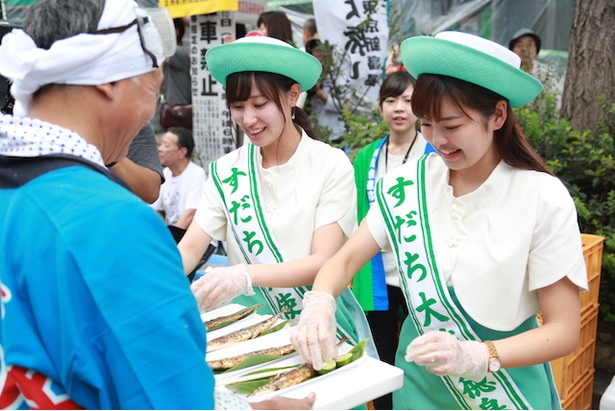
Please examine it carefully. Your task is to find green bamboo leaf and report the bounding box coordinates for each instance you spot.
[347,338,368,362]
[261,320,290,336]
[220,354,286,374]
[227,377,273,394]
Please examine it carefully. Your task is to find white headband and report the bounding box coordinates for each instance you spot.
[0,0,161,117]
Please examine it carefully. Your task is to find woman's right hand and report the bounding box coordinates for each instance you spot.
[290,291,338,370]
[190,264,255,310]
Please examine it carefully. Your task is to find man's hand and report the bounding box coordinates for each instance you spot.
[250,392,316,410]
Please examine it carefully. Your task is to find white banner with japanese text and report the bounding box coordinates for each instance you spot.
[313,0,389,111]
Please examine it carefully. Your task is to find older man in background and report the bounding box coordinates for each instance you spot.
[0,0,313,409]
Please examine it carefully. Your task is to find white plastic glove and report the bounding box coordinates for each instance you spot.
[290,291,337,371]
[190,263,255,311]
[404,330,489,382]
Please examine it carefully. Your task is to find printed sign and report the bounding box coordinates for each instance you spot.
[160,0,238,18]
[190,12,237,167]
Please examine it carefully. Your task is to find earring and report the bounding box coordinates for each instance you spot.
[291,106,296,120]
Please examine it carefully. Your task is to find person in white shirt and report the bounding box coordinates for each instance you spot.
[151,126,206,234]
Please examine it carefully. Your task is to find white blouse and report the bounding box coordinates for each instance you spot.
[366,154,588,331]
[195,132,357,265]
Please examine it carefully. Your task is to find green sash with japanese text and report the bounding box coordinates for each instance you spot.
[376,154,533,410]
[210,144,355,343]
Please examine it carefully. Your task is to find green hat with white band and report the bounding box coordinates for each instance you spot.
[205,35,322,92]
[401,31,543,107]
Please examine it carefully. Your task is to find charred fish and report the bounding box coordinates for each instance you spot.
[207,343,296,371]
[204,304,263,331]
[206,307,288,352]
[247,363,316,397]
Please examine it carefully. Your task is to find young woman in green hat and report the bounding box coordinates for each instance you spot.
[178,35,375,358]
[352,70,435,409]
[291,31,588,409]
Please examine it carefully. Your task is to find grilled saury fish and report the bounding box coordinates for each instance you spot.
[204,303,263,331]
[206,307,288,352]
[247,363,316,397]
[207,343,296,371]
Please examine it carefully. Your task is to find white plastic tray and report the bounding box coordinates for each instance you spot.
[203,304,403,409]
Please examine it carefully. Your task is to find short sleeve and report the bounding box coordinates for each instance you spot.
[127,124,164,183]
[314,148,358,238]
[528,178,588,291]
[365,202,392,252]
[194,167,229,241]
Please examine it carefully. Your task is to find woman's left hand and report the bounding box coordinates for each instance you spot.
[405,330,489,382]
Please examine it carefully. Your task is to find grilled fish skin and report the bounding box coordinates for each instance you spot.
[247,363,316,397]
[207,343,296,370]
[245,336,351,396]
[206,308,288,352]
[204,303,263,331]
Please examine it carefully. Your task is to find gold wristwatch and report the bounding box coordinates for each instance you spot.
[484,340,501,373]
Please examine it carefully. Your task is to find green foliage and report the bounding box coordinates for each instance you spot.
[338,105,389,162]
[516,93,615,330]
[308,38,383,151]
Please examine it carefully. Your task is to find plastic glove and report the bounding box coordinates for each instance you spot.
[404,330,489,382]
[290,291,337,371]
[190,264,255,311]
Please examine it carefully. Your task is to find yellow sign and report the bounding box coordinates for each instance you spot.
[160,0,238,18]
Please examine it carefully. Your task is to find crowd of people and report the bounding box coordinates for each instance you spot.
[0,0,595,409]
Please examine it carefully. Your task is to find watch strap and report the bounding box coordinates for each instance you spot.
[484,340,500,372]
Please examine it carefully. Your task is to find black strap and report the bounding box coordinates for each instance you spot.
[0,154,132,190]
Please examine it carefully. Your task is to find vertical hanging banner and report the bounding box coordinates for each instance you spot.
[160,0,237,18]
[190,12,236,166]
[313,0,388,112]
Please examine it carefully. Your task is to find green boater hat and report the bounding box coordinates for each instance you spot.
[205,35,322,92]
[401,31,543,107]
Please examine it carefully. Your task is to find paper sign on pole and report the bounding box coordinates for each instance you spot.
[189,12,236,167]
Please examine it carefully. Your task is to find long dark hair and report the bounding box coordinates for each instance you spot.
[225,71,316,139]
[412,74,552,175]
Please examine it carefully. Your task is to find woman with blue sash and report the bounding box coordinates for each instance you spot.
[178,35,375,360]
[291,31,588,409]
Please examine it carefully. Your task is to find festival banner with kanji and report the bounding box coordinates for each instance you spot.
[313,0,388,112]
[160,0,238,18]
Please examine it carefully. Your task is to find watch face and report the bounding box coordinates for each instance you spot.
[489,359,502,372]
